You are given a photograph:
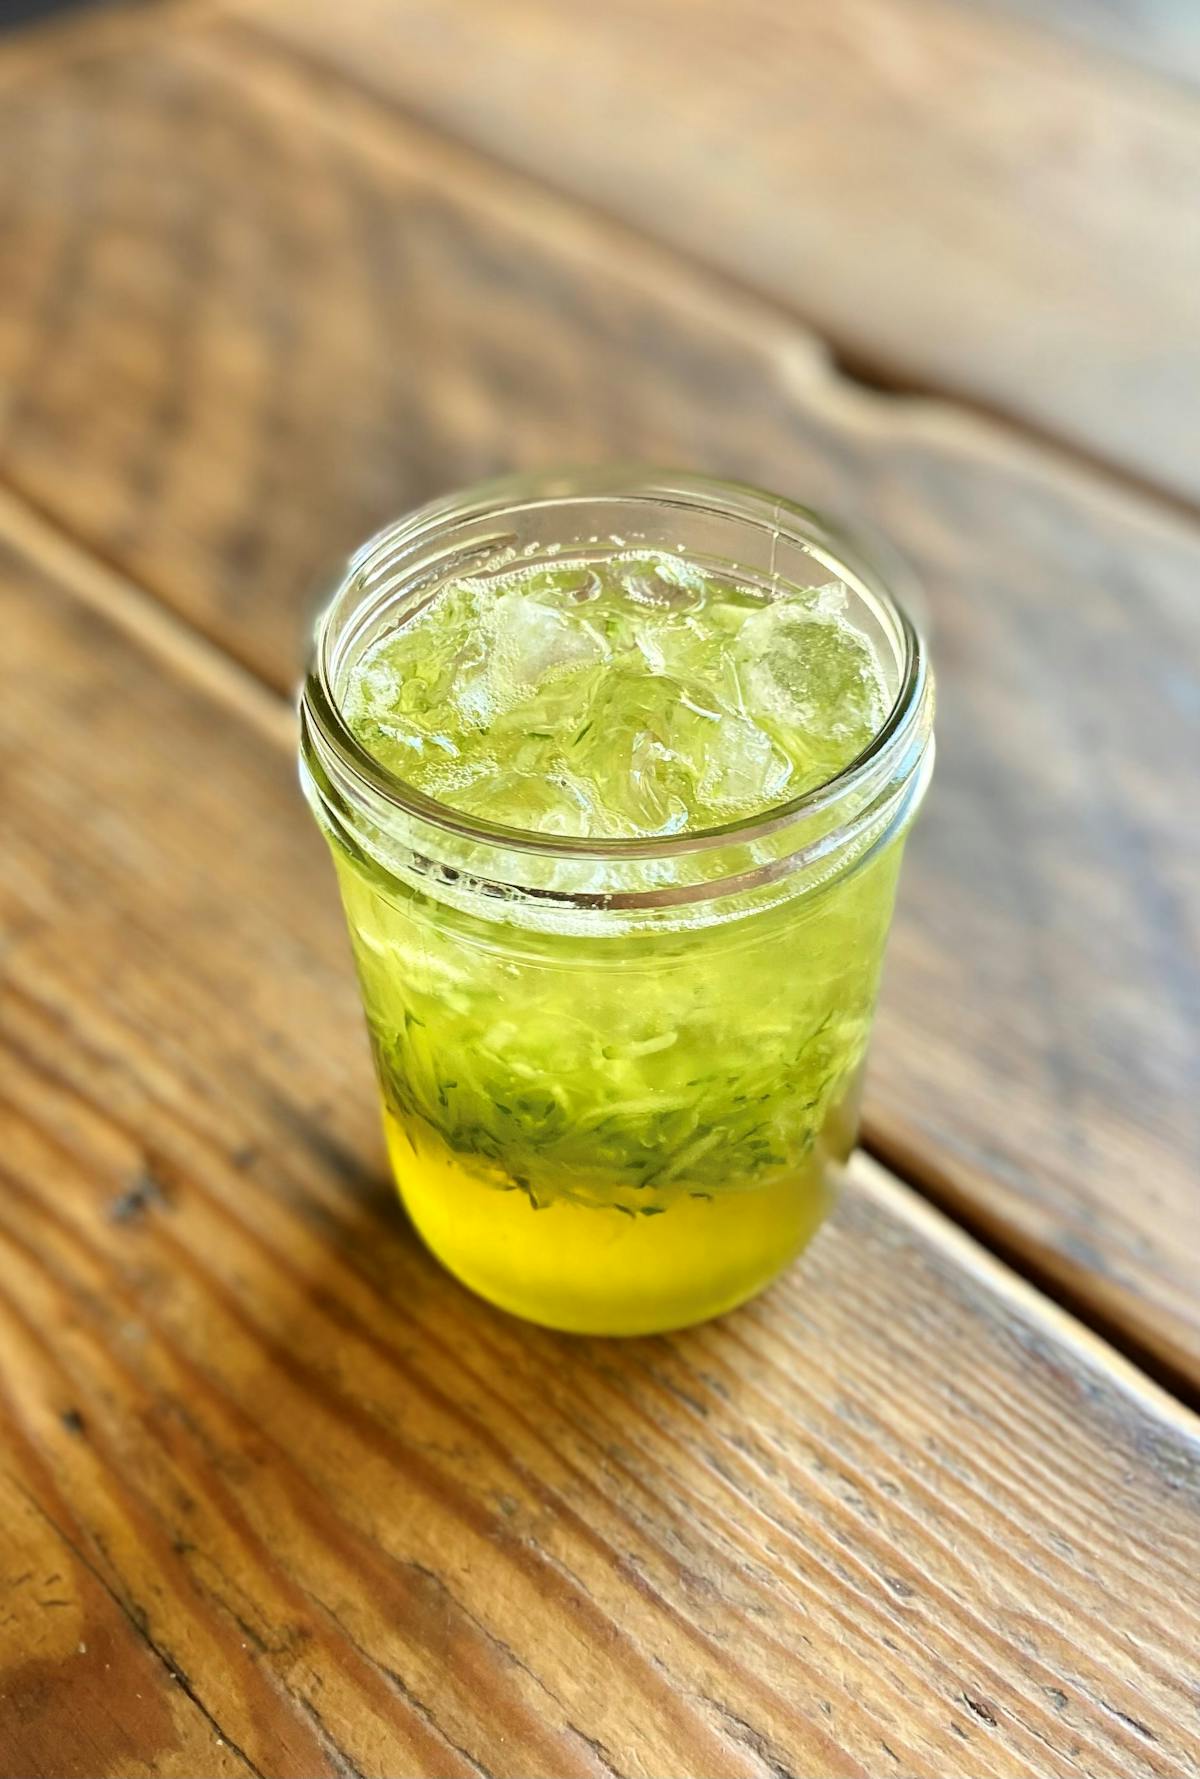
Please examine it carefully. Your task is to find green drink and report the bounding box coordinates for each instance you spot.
[301,472,933,1333]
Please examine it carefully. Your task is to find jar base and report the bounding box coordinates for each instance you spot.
[408,1239,812,1336]
[386,1111,838,1337]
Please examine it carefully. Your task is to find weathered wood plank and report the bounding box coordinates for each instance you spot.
[0,1464,256,1779]
[230,0,1200,506]
[0,27,1196,1382]
[2,492,1199,1779]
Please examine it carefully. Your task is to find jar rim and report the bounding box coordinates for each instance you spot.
[300,465,931,867]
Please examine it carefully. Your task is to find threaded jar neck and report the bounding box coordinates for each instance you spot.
[299,468,934,932]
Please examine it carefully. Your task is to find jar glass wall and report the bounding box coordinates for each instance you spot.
[300,469,934,1335]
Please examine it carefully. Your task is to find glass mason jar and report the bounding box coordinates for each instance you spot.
[300,469,934,1336]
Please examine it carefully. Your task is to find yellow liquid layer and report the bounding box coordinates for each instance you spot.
[385,1109,844,1335]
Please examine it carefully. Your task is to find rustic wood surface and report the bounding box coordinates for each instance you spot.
[1,21,1197,1391]
[0,1462,253,1778]
[2,495,1199,1779]
[1,5,1199,1775]
[232,0,1200,508]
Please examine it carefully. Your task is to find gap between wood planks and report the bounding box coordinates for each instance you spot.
[222,7,1200,534]
[861,1128,1200,1416]
[3,471,1197,1430]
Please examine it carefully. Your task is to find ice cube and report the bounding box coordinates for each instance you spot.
[491,591,608,690]
[696,714,793,812]
[519,566,603,606]
[742,597,886,747]
[623,560,704,611]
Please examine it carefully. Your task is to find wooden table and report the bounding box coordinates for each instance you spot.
[1,4,1198,1775]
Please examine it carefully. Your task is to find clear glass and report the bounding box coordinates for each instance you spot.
[300,468,934,1335]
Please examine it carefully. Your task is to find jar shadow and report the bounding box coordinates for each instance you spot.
[248,1118,773,1544]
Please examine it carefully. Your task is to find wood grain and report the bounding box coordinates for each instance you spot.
[0,1465,255,1778]
[2,494,1200,1779]
[231,0,1200,507]
[0,24,1197,1385]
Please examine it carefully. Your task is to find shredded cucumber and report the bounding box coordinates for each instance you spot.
[333,550,898,1215]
